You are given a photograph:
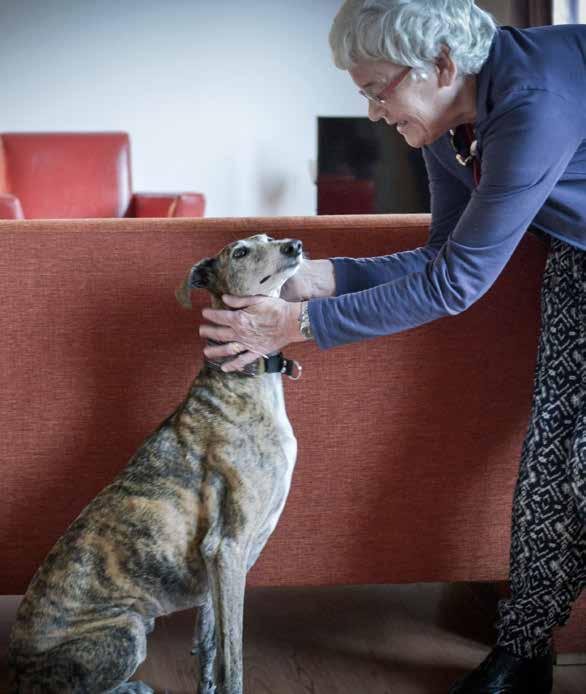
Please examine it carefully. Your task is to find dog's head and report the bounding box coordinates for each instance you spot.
[175,234,303,309]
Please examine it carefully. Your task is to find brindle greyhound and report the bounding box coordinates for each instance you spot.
[8,234,303,694]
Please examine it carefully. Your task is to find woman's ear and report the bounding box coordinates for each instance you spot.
[175,257,217,309]
[435,44,457,87]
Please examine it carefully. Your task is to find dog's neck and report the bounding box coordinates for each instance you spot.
[203,339,276,378]
[203,339,301,380]
[204,294,260,377]
[208,293,276,310]
[201,294,301,380]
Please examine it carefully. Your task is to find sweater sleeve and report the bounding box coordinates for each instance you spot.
[332,147,471,296]
[309,90,582,349]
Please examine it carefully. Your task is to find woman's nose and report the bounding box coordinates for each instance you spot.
[367,101,385,122]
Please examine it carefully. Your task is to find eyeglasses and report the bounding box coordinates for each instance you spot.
[359,67,412,105]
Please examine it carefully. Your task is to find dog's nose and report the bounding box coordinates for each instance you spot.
[281,240,302,257]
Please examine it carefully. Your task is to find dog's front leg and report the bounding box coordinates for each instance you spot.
[192,593,217,694]
[204,543,247,694]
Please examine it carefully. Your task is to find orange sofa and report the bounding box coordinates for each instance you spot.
[0,214,584,657]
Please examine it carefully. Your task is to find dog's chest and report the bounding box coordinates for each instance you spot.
[261,375,297,531]
[268,375,296,464]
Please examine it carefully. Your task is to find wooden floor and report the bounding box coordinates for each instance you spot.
[1,583,585,693]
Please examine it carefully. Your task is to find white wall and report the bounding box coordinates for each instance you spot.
[0,0,367,217]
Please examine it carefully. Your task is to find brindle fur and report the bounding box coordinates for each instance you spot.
[8,235,303,694]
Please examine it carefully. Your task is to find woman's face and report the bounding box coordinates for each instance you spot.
[349,54,471,148]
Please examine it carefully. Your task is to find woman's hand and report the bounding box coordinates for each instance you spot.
[280,259,336,302]
[280,266,313,302]
[200,295,305,372]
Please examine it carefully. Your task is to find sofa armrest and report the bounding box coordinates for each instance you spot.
[128,193,205,218]
[0,193,24,219]
[169,193,205,218]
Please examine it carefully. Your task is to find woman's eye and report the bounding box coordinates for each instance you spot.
[233,247,248,259]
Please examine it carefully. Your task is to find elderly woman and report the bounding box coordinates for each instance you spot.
[199,1,586,691]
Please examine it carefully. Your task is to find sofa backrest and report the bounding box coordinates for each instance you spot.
[0,132,132,219]
[0,215,547,593]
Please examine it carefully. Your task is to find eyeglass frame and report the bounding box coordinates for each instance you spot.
[358,66,412,105]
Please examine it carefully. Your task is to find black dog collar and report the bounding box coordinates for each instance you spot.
[204,340,302,380]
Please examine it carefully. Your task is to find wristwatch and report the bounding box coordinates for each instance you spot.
[298,301,313,340]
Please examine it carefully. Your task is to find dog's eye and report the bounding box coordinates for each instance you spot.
[233,247,249,259]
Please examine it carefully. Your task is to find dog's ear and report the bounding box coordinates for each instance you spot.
[175,257,217,309]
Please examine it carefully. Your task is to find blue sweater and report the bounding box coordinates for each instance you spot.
[309,25,586,350]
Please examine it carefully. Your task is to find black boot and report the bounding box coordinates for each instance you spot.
[449,646,553,693]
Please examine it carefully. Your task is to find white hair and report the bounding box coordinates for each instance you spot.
[329,0,497,76]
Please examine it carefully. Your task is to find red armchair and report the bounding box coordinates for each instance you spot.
[317,174,375,214]
[0,132,205,219]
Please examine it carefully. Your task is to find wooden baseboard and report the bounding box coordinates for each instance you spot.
[556,653,586,667]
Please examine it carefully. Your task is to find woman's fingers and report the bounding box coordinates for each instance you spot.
[199,325,236,342]
[201,307,236,327]
[201,296,264,325]
[203,341,245,359]
[220,350,259,373]
[198,295,294,372]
